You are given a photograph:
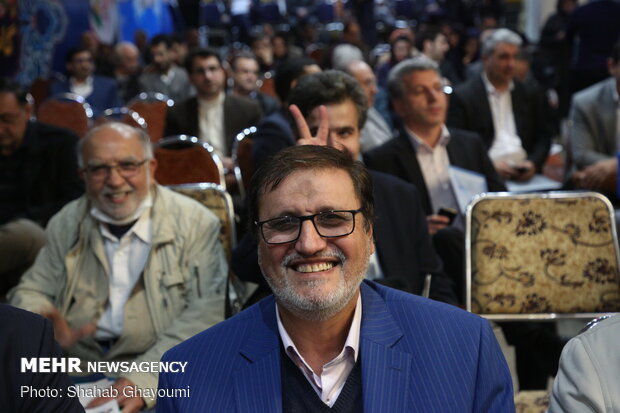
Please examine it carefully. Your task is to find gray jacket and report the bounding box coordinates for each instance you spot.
[9,185,227,407]
[568,77,618,173]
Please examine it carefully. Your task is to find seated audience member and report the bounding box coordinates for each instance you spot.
[234,70,458,305]
[417,26,461,85]
[229,52,280,116]
[164,48,262,173]
[50,47,121,117]
[249,56,321,170]
[0,79,82,299]
[251,34,276,74]
[112,41,142,104]
[548,315,620,412]
[568,39,620,196]
[157,145,515,412]
[364,56,506,303]
[447,28,551,182]
[343,60,393,153]
[365,56,506,228]
[0,304,83,412]
[139,34,194,104]
[9,122,228,411]
[365,57,562,389]
[170,34,189,68]
[376,34,417,89]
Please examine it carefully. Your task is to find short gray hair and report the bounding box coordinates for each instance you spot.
[77,122,153,167]
[387,55,439,100]
[114,41,139,58]
[481,28,522,57]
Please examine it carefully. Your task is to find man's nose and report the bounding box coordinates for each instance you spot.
[295,220,327,255]
[105,166,125,186]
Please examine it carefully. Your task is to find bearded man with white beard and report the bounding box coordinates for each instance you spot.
[157,145,515,413]
[9,122,228,412]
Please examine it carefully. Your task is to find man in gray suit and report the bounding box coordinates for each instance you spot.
[569,39,620,194]
[548,315,620,413]
[139,35,194,104]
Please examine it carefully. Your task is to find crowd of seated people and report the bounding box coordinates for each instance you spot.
[5,0,620,409]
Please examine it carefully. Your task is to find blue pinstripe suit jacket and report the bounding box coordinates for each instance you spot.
[157,281,515,412]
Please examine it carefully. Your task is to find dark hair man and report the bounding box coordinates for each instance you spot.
[164,47,263,177]
[229,52,280,115]
[50,47,121,116]
[138,34,194,103]
[0,78,82,298]
[158,145,514,412]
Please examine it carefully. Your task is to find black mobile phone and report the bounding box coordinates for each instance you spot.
[514,166,528,174]
[437,207,458,224]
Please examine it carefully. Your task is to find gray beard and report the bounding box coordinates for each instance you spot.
[260,246,370,322]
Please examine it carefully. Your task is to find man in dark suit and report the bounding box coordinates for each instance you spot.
[157,145,515,412]
[164,47,262,173]
[229,52,280,116]
[364,56,505,303]
[234,70,458,304]
[0,304,84,412]
[0,78,82,298]
[50,47,121,117]
[447,28,551,182]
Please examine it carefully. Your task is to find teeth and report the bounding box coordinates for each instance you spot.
[109,193,127,199]
[295,262,335,273]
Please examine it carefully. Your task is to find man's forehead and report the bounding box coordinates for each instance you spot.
[404,70,440,85]
[84,128,144,156]
[194,56,221,69]
[0,92,22,110]
[494,42,519,55]
[262,167,354,200]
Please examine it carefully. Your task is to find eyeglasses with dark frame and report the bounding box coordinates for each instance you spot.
[83,159,149,181]
[255,209,364,245]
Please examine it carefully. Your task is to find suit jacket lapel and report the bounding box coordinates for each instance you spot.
[360,283,411,412]
[223,96,236,154]
[187,98,200,138]
[602,79,617,152]
[510,83,527,146]
[394,132,433,214]
[473,77,495,147]
[18,124,42,202]
[234,297,282,413]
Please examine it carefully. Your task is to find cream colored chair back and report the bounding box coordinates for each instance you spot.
[466,191,620,320]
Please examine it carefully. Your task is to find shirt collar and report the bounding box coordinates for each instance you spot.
[482,72,514,95]
[90,193,153,226]
[99,204,151,243]
[198,91,225,108]
[70,75,93,88]
[277,292,362,366]
[406,124,451,152]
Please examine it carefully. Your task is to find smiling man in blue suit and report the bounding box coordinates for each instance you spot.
[157,145,515,412]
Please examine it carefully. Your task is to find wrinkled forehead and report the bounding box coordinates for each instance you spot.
[82,126,145,161]
[258,167,357,213]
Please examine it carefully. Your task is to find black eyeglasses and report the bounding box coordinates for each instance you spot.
[84,159,149,181]
[255,209,364,245]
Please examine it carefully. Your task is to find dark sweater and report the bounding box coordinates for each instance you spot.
[281,347,363,413]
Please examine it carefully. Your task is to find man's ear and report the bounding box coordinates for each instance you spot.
[148,157,158,179]
[23,102,33,120]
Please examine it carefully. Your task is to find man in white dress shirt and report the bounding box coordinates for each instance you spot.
[9,122,228,412]
[447,28,551,182]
